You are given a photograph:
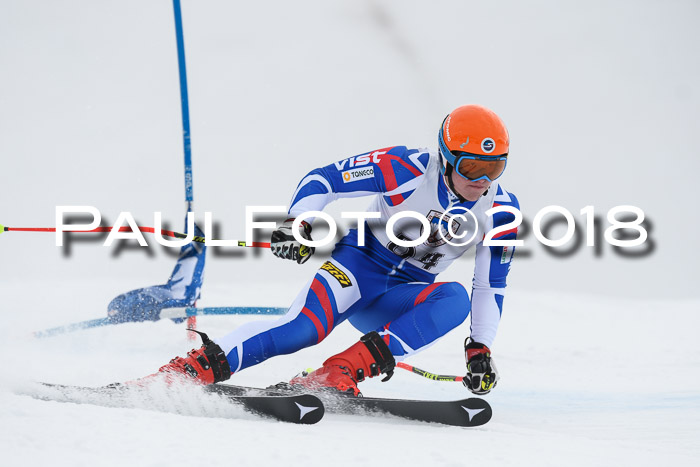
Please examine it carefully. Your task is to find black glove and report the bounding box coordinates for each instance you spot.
[270,218,315,264]
[463,338,499,395]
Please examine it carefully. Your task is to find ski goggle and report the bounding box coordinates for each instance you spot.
[438,127,508,182]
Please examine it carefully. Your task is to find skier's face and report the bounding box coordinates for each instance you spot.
[450,170,491,201]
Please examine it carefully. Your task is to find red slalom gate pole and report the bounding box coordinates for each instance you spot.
[0,224,271,248]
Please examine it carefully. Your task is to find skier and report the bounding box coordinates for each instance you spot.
[144,105,519,397]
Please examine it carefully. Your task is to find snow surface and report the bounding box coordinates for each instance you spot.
[2,0,700,466]
[2,281,699,467]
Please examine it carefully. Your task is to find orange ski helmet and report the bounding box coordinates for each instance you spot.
[438,105,510,182]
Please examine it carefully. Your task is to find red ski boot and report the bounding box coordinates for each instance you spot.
[132,330,231,386]
[289,331,395,396]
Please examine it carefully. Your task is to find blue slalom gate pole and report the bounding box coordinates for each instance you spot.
[172,0,194,214]
[34,306,288,338]
[172,0,200,338]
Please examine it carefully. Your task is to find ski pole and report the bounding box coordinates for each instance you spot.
[396,362,464,382]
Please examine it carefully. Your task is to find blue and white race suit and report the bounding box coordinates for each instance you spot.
[217,146,519,373]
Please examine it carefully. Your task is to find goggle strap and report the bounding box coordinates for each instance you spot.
[438,128,456,166]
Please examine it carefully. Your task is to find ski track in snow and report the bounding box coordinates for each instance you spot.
[1,282,698,467]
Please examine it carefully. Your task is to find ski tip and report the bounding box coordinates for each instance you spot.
[293,394,325,425]
[458,398,492,427]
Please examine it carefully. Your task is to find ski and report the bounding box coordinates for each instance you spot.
[326,394,491,427]
[209,383,492,427]
[33,383,324,425]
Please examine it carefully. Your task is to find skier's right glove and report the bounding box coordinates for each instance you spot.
[463,339,499,395]
[270,218,315,264]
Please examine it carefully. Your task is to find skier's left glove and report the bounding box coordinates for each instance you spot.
[463,339,499,395]
[270,218,315,264]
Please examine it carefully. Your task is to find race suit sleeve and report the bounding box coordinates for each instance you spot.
[470,187,520,347]
[287,146,430,218]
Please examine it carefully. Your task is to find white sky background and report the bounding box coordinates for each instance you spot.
[1,0,699,310]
